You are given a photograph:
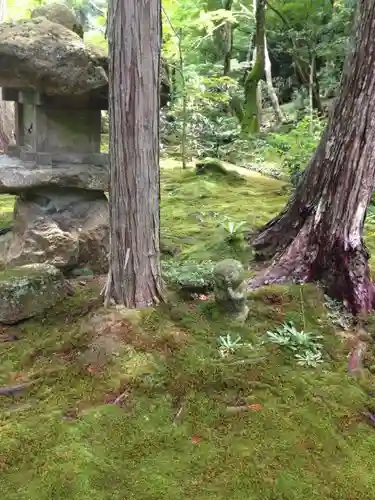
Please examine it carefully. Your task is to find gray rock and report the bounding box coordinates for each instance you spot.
[5,189,109,273]
[30,3,83,37]
[0,155,108,193]
[213,259,249,322]
[0,263,66,324]
[0,17,107,94]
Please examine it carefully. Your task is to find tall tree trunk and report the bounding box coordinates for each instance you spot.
[242,0,265,134]
[222,0,234,76]
[264,34,283,123]
[250,0,375,314]
[105,0,163,308]
[0,0,14,154]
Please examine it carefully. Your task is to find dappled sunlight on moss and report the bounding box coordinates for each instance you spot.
[161,165,285,261]
[0,194,14,227]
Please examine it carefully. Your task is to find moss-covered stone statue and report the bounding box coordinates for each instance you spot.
[213,259,249,322]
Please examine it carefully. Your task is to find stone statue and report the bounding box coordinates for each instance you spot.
[213,259,249,322]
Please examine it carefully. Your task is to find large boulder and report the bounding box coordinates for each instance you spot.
[3,189,109,273]
[0,155,108,193]
[30,3,84,37]
[0,17,107,94]
[0,263,67,324]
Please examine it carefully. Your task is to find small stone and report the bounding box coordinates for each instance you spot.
[0,263,66,324]
[213,259,249,322]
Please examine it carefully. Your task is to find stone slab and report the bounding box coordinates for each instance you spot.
[0,155,108,193]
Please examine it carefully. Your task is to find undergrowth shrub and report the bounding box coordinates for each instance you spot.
[161,74,239,159]
[267,115,325,185]
[162,260,215,293]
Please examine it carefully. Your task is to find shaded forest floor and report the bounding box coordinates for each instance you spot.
[2,162,375,499]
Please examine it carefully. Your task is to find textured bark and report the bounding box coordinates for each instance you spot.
[0,0,14,154]
[105,0,163,308]
[250,0,375,314]
[242,0,265,135]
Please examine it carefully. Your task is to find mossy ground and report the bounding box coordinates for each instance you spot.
[1,161,375,499]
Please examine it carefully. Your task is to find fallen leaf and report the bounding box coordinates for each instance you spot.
[248,403,263,411]
[86,365,99,374]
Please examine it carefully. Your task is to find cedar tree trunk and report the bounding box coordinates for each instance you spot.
[250,0,375,314]
[105,0,163,308]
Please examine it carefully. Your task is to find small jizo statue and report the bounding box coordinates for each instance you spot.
[213,259,249,322]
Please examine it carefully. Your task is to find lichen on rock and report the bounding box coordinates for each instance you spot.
[0,16,107,95]
[0,263,67,324]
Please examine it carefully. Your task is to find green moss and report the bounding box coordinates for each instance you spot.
[195,158,243,182]
[1,162,375,499]
[0,265,59,281]
[242,59,263,135]
[0,194,14,227]
[161,165,284,262]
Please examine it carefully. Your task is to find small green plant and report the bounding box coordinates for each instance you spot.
[295,351,324,368]
[220,219,246,244]
[218,333,243,357]
[218,333,253,358]
[266,321,324,368]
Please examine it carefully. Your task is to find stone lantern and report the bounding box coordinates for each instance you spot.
[0,5,110,274]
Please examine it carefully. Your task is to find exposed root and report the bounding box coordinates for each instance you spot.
[249,220,375,315]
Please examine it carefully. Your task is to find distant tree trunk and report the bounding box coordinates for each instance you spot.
[222,0,234,76]
[264,34,283,123]
[250,0,375,314]
[242,0,265,134]
[104,0,163,308]
[0,0,14,154]
[265,0,323,115]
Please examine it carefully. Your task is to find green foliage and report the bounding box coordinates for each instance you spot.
[220,219,246,244]
[218,332,247,356]
[266,320,324,367]
[162,74,239,159]
[266,114,325,184]
[162,260,215,292]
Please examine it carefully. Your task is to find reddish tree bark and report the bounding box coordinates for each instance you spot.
[249,0,375,314]
[104,0,163,308]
